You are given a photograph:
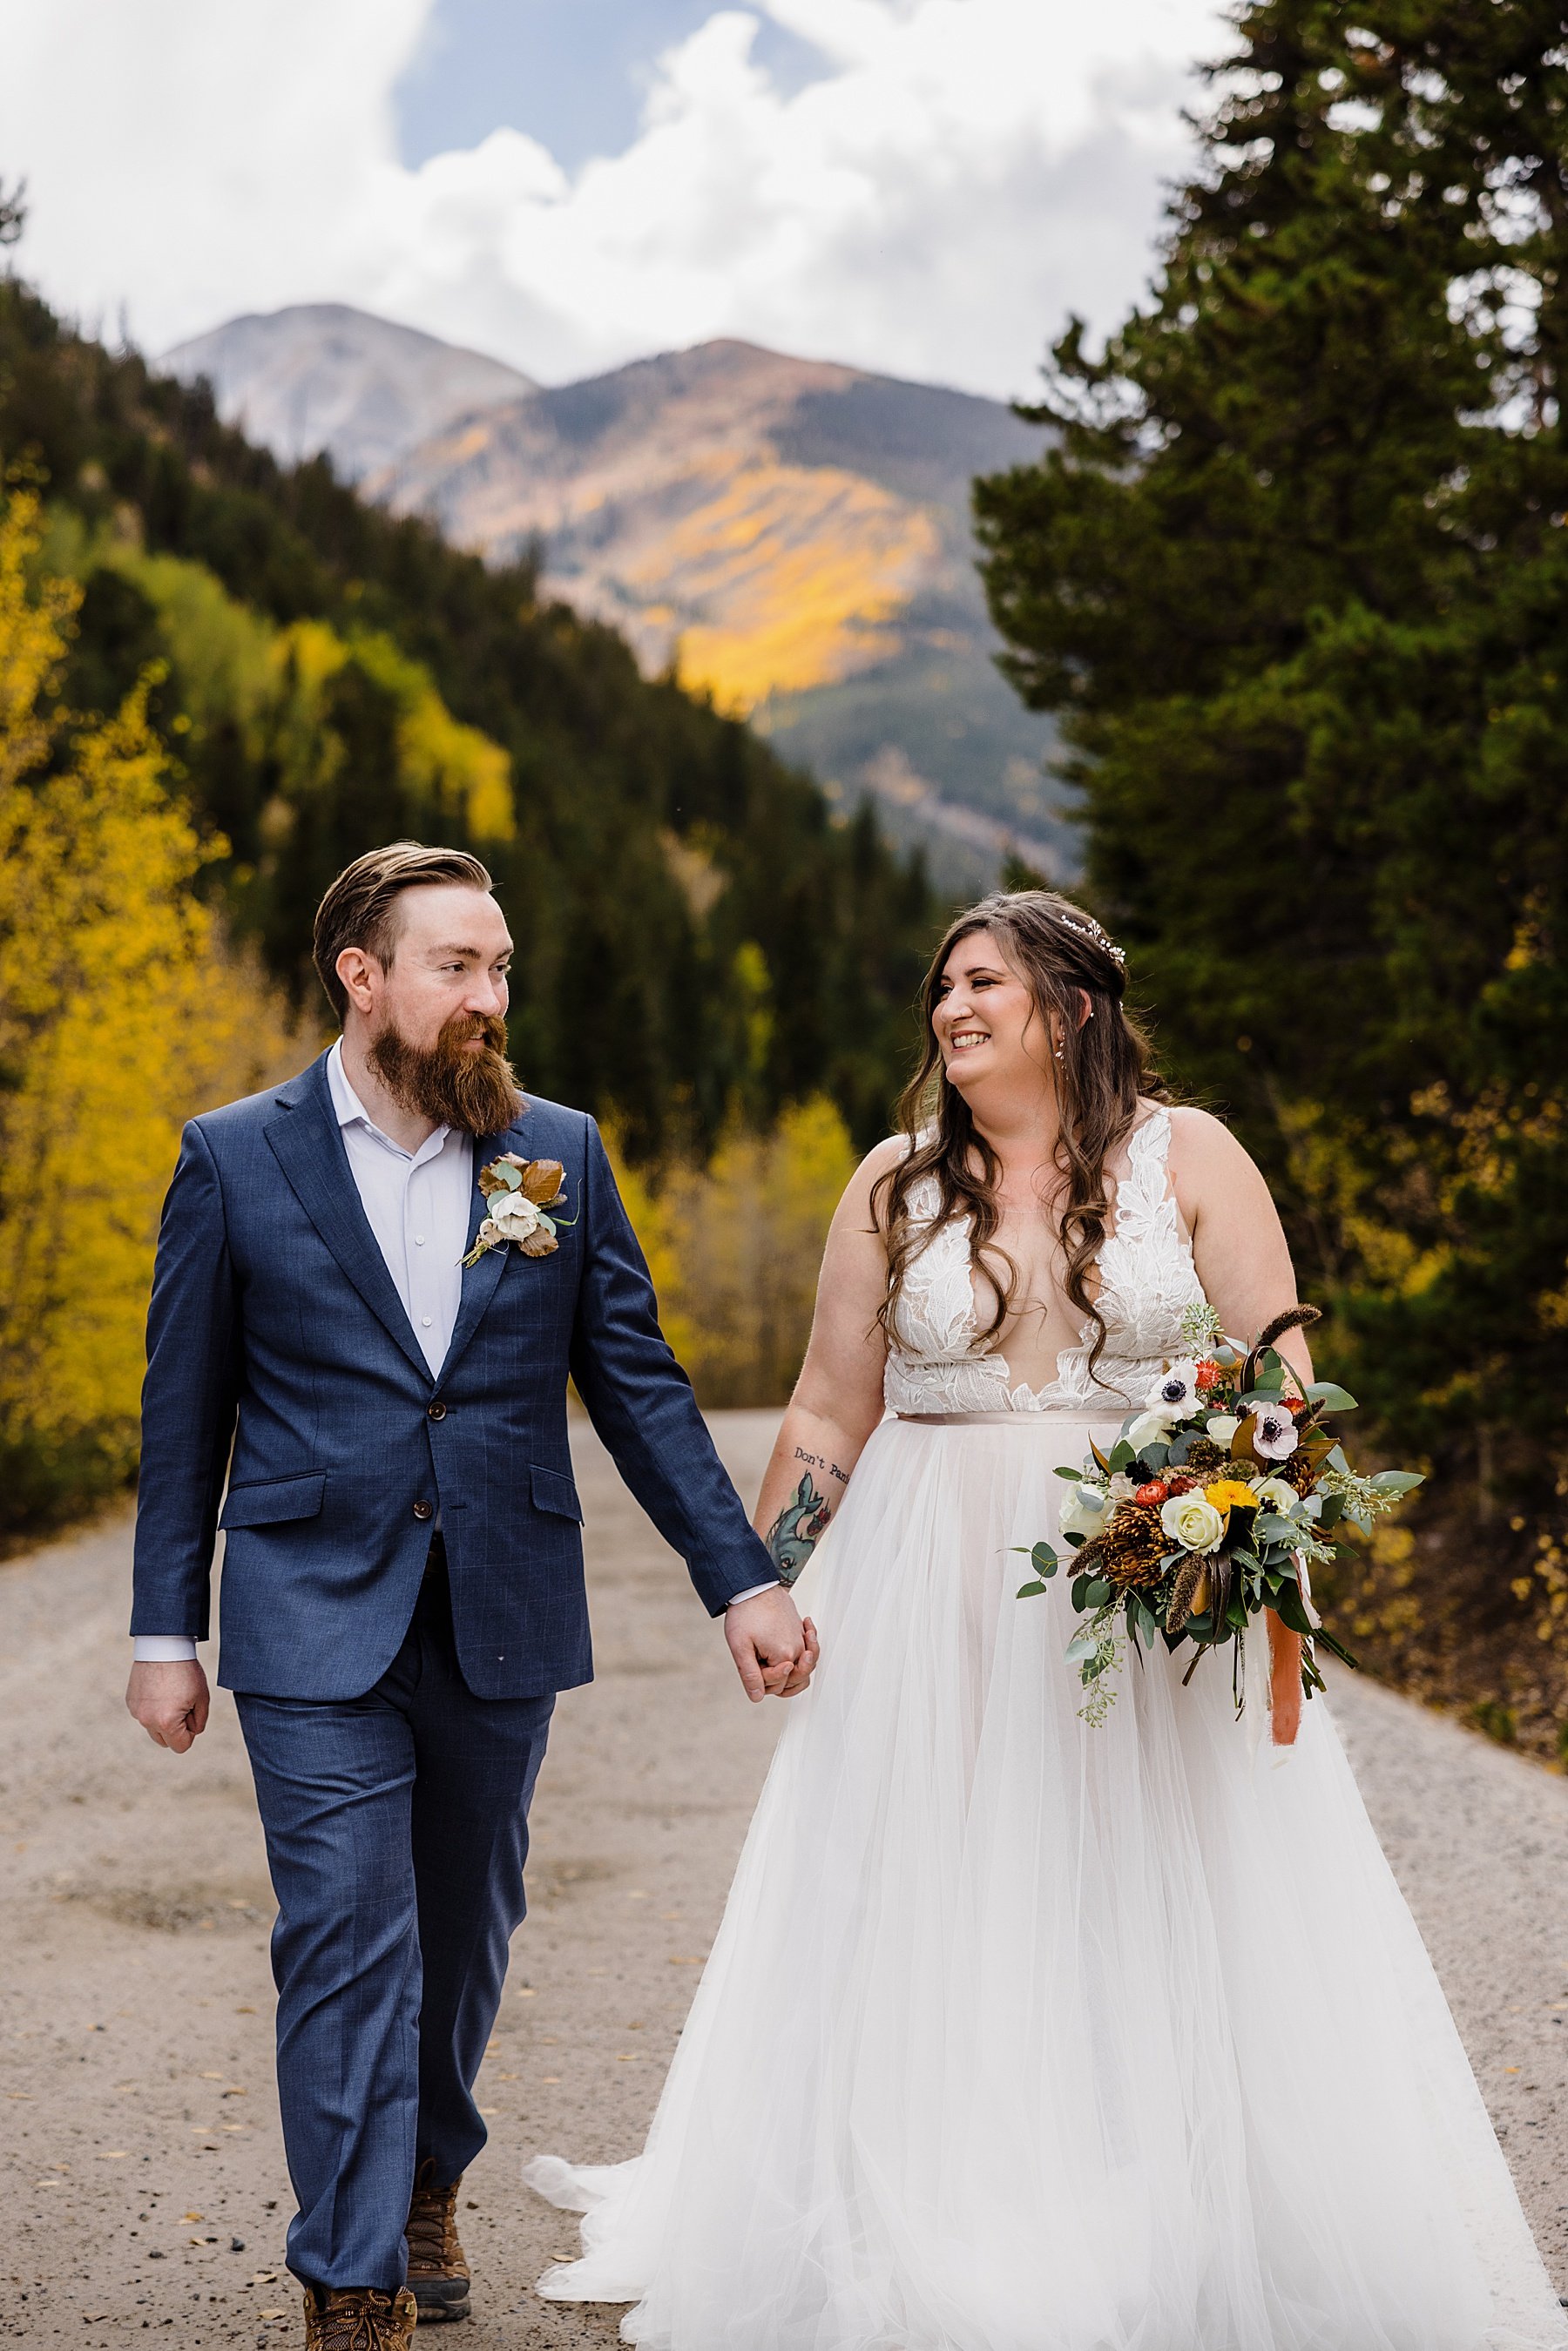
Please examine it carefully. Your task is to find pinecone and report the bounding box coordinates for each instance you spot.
[1182,1436,1227,1476]
[1097,1503,1168,1592]
[1276,1443,1321,1496]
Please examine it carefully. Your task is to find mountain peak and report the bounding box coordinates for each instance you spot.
[161,302,535,482]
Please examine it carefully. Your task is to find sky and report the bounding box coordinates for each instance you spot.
[0,0,1233,402]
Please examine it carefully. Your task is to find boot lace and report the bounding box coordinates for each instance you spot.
[406,2174,461,2273]
[311,2289,411,2349]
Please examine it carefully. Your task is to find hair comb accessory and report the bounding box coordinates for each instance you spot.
[1056,909,1126,969]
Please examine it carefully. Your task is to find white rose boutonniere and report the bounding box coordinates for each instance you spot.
[463,1153,574,1267]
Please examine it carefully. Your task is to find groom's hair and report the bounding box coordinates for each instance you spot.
[314,841,495,1019]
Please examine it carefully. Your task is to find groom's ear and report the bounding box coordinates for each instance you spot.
[335,945,382,1017]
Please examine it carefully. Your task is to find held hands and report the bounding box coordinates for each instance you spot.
[125,1659,211,1753]
[725,1586,820,1704]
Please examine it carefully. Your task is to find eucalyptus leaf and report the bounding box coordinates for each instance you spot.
[1371,1469,1424,1495]
[1307,1381,1359,1411]
[1017,1579,1048,1598]
[1031,1542,1060,1573]
[1108,1440,1136,1473]
[1053,1464,1086,1483]
[1252,1513,1299,1544]
[1085,1578,1112,1609]
[1064,1632,1100,1665]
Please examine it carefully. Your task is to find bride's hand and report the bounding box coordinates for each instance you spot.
[1267,1611,1302,1746]
[725,1587,820,1702]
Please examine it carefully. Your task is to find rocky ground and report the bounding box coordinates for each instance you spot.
[2,1409,1565,2348]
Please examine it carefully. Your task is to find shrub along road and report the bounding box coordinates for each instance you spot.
[2,1410,1565,2345]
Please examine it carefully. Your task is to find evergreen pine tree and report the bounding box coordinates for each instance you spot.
[976,0,1568,1534]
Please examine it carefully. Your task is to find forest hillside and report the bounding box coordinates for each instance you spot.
[0,271,937,1537]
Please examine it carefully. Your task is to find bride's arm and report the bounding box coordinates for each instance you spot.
[1168,1106,1314,1744]
[753,1138,901,1584]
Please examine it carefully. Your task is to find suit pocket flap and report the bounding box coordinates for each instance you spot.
[531,1464,584,1523]
[220,1471,327,1530]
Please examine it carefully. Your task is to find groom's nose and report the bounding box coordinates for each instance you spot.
[464,973,508,1019]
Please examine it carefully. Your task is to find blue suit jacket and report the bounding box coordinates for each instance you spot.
[131,1052,780,1699]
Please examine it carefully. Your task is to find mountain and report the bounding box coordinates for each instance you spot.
[163,303,535,483]
[165,308,1071,885]
[6,275,936,1162]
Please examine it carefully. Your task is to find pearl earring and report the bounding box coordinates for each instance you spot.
[1053,1042,1064,1062]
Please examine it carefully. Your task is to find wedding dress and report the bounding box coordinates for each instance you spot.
[528,1109,1566,2351]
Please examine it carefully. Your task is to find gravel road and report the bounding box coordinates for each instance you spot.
[3,1408,1565,2348]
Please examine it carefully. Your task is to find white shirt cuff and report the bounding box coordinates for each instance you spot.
[132,1635,200,1662]
[726,1581,780,1608]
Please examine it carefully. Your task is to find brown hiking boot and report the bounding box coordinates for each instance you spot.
[405,2158,470,2323]
[302,2285,417,2348]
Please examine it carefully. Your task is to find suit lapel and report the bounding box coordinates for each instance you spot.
[436,1130,512,1389]
[263,1054,433,1384]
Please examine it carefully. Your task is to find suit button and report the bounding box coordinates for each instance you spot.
[427,1402,447,1422]
[413,1500,433,1522]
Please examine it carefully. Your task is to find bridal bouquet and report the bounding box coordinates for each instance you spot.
[1017,1303,1423,1726]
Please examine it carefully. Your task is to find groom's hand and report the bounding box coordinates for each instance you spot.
[724,1587,819,1704]
[125,1659,212,1753]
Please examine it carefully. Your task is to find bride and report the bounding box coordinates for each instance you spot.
[528,890,1565,2351]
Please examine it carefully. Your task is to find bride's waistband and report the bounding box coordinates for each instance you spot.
[894,1409,1123,1427]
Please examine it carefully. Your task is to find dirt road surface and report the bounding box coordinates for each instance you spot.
[3,1409,1565,2347]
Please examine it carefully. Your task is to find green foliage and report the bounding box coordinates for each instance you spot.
[0,276,937,1162]
[0,490,301,1539]
[976,0,1568,1517]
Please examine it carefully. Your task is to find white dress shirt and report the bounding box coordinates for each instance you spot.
[134,1043,773,1659]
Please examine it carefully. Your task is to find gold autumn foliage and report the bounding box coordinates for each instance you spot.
[606,1098,859,1408]
[0,490,302,1531]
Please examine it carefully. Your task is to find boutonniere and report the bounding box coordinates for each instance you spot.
[462,1154,575,1267]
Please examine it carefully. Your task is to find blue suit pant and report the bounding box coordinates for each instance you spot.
[236,1547,554,2292]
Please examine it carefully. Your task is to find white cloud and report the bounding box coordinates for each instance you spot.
[0,0,1229,399]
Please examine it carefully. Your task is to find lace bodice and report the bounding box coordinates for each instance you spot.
[883,1107,1208,1415]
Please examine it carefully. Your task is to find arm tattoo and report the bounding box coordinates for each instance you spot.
[765,1471,834,1585]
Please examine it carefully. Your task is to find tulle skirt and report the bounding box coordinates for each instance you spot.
[527,1413,1566,2351]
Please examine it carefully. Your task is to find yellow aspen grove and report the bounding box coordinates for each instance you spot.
[0,490,300,1535]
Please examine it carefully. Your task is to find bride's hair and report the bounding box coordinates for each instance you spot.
[874,889,1172,1381]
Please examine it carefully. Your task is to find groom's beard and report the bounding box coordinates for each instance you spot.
[368,1010,521,1137]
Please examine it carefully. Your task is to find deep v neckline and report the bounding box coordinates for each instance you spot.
[960,1108,1170,1404]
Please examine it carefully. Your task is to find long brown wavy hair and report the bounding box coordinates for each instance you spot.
[874,890,1172,1382]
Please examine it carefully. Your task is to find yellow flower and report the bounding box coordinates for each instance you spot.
[1204,1479,1258,1517]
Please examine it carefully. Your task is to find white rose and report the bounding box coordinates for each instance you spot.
[1126,1409,1176,1451]
[1059,1484,1111,1541]
[1159,1491,1226,1553]
[1205,1414,1240,1445]
[1252,1476,1300,1515]
[487,1189,544,1240]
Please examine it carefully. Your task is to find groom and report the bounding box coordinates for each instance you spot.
[126,841,815,2347]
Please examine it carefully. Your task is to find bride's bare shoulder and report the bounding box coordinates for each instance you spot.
[841,1134,914,1232]
[1164,1104,1275,1223]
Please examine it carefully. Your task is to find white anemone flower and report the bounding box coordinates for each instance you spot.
[1145,1359,1201,1416]
[1252,1403,1301,1461]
